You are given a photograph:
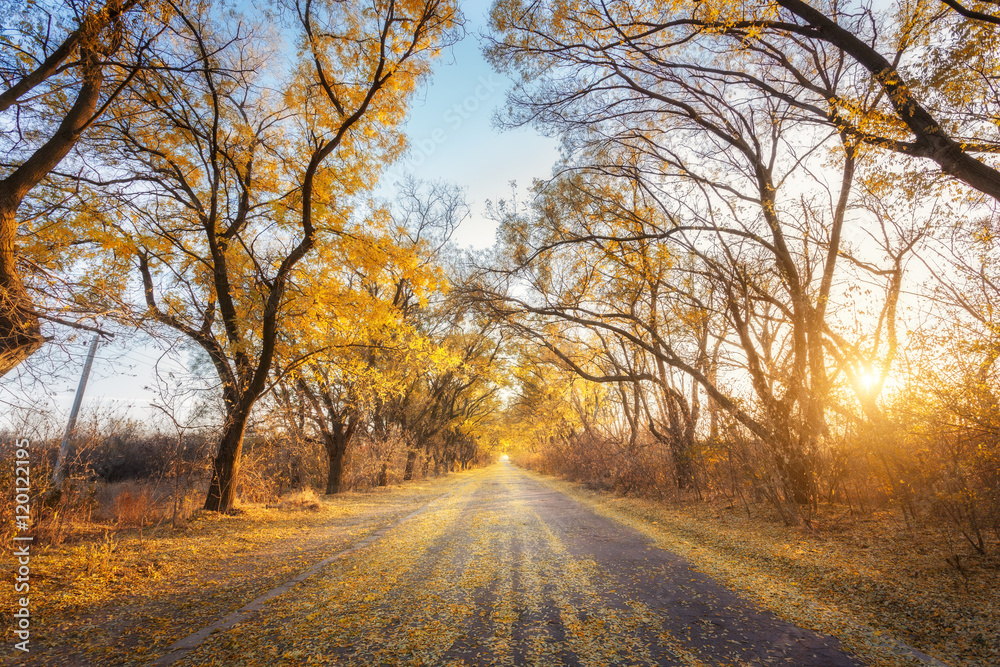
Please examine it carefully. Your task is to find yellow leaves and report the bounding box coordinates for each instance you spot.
[15,475,479,666]
[291,0,458,154]
[279,203,461,412]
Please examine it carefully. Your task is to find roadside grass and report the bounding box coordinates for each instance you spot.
[0,472,476,667]
[529,470,999,667]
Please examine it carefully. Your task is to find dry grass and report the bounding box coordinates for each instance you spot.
[531,470,999,667]
[97,482,168,526]
[272,487,322,511]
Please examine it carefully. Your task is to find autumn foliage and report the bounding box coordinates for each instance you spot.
[2,0,999,594]
[477,0,1000,563]
[2,2,1000,664]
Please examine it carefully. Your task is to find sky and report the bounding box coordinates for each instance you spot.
[384,0,560,245]
[0,0,561,432]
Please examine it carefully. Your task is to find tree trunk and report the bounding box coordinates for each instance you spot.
[377,463,388,487]
[782,450,812,505]
[203,410,251,512]
[0,205,44,378]
[403,449,417,481]
[774,433,813,505]
[324,431,348,494]
[671,442,694,490]
[0,52,107,379]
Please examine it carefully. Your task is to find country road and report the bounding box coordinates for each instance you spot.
[161,463,863,666]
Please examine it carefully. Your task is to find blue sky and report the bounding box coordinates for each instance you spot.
[1,0,560,429]
[389,0,559,246]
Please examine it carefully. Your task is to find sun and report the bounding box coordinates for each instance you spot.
[858,370,879,390]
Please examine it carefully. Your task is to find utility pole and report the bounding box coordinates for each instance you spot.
[53,334,101,486]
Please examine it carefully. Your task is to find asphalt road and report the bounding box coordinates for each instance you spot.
[173,463,864,666]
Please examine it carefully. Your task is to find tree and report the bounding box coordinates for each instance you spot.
[477,146,917,511]
[0,0,171,376]
[396,315,506,475]
[274,180,465,494]
[60,0,459,512]
[486,224,713,490]
[500,338,585,460]
[483,0,943,508]
[489,0,1000,201]
[749,0,1000,201]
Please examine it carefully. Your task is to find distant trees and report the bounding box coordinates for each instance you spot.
[398,314,506,475]
[273,180,470,494]
[357,256,507,481]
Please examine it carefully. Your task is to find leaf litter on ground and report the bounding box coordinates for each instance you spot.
[0,474,475,667]
[531,471,997,667]
[6,465,995,667]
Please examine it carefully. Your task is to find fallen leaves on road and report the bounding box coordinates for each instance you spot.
[537,472,998,667]
[8,465,981,667]
[172,467,819,667]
